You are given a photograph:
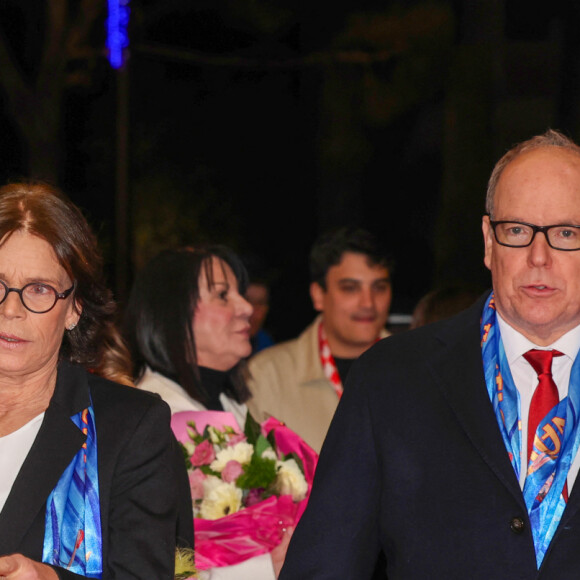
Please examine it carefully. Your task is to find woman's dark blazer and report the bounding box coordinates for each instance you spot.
[0,360,188,579]
[280,294,580,580]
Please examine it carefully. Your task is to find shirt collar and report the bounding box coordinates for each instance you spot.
[497,313,580,365]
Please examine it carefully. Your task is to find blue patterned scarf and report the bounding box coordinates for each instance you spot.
[481,292,580,567]
[42,403,102,577]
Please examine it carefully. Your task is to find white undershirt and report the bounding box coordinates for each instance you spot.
[497,314,580,489]
[0,412,44,513]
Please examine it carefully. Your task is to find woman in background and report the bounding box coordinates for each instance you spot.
[124,246,252,425]
[124,246,288,580]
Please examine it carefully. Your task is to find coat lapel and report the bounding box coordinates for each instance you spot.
[424,296,526,508]
[0,362,89,555]
[424,296,580,569]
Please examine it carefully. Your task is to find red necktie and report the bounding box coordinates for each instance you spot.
[523,348,567,500]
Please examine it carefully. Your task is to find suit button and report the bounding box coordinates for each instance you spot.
[510,517,525,534]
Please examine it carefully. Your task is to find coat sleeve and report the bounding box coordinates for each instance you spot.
[279,360,383,579]
[105,398,178,578]
[173,432,195,550]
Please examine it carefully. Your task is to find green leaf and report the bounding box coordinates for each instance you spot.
[266,429,277,452]
[244,412,262,446]
[199,465,219,476]
[255,434,273,457]
[178,441,192,470]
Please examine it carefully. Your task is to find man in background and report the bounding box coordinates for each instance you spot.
[247,279,275,354]
[247,227,393,453]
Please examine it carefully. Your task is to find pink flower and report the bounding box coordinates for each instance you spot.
[245,487,265,507]
[189,469,207,500]
[221,460,244,483]
[191,440,216,466]
[226,432,247,446]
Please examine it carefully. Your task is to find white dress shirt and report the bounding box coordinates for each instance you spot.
[0,413,44,513]
[497,314,580,489]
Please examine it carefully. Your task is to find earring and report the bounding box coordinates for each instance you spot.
[67,322,77,331]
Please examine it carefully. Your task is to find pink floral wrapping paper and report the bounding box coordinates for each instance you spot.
[171,412,319,571]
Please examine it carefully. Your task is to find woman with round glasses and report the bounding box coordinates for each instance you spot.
[0,181,186,579]
[0,281,75,313]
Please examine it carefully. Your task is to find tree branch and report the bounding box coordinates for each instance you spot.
[0,27,33,111]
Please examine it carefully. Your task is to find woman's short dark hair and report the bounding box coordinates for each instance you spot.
[123,245,251,405]
[0,181,127,377]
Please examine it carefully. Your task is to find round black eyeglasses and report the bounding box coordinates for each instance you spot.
[0,281,75,313]
[490,220,580,251]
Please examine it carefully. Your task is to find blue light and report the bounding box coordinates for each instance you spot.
[106,0,130,69]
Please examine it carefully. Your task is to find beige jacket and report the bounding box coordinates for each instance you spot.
[247,316,389,453]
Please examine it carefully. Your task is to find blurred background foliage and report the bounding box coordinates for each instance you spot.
[0,0,578,337]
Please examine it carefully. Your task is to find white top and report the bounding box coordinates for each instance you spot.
[138,367,248,427]
[137,368,275,580]
[0,412,44,513]
[198,555,276,580]
[497,314,580,489]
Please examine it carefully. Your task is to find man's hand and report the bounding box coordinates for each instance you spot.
[0,555,59,579]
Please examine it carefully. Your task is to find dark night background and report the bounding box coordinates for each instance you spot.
[1,1,580,340]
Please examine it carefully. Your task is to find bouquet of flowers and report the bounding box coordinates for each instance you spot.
[171,410,318,571]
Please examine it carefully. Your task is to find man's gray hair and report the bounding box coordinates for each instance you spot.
[486,129,580,217]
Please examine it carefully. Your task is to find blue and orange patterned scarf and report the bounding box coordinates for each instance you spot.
[481,292,580,567]
[42,403,102,577]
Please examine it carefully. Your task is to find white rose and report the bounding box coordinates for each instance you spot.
[274,458,308,502]
[201,474,222,492]
[262,448,277,461]
[210,441,254,472]
[199,477,243,520]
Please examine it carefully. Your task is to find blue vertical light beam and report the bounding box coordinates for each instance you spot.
[106,0,130,69]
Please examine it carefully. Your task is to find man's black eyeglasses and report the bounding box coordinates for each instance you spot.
[489,220,580,251]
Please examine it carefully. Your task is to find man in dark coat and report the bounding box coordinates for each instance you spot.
[280,129,580,579]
